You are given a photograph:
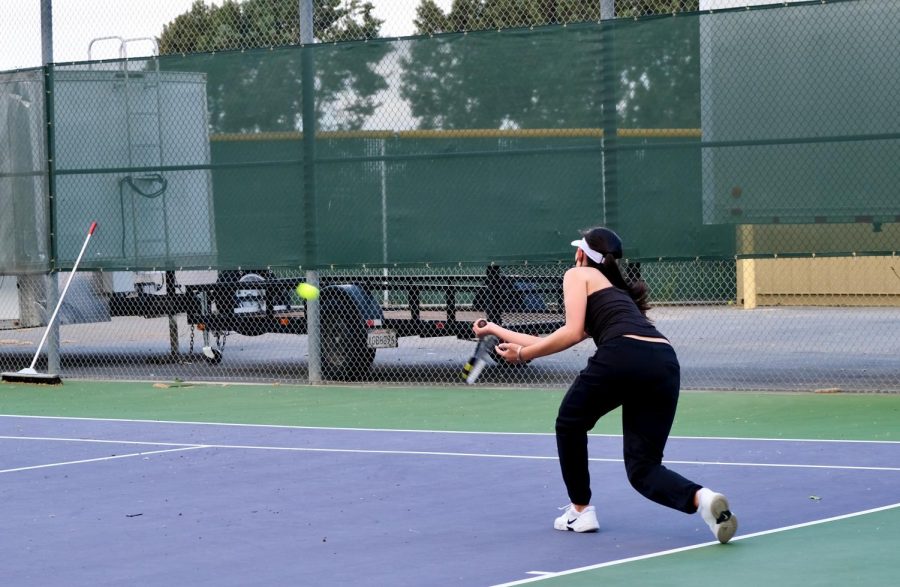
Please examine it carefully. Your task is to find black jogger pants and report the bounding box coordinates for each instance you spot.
[555,336,701,513]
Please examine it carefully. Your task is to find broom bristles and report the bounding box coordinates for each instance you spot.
[1,369,62,385]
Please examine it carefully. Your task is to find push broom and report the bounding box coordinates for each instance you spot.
[2,222,97,385]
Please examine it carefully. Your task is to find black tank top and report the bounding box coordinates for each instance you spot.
[585,286,665,345]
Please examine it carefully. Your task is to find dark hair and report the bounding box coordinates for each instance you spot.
[579,227,651,316]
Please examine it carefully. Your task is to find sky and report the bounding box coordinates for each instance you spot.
[0,0,453,71]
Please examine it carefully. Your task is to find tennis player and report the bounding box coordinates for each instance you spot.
[472,226,738,543]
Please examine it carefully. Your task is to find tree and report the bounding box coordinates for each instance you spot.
[412,0,450,35]
[617,1,699,18]
[159,0,382,54]
[157,0,388,132]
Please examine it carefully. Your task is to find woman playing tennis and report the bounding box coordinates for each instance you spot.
[472,226,738,543]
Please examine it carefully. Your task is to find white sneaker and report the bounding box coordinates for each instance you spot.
[554,504,599,533]
[697,488,738,544]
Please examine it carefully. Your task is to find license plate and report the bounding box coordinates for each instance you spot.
[367,328,398,348]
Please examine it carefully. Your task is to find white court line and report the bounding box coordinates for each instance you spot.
[0,445,207,474]
[661,459,900,472]
[493,502,900,587]
[3,435,900,472]
[0,435,204,448]
[1,414,898,444]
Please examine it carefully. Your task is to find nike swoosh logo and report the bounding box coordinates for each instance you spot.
[567,518,578,524]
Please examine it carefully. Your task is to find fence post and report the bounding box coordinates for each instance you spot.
[41,0,62,376]
[600,0,615,20]
[300,0,322,383]
[41,0,53,64]
[736,226,759,309]
[600,1,618,231]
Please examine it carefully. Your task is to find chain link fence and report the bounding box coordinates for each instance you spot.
[1,1,702,70]
[2,261,896,391]
[2,0,899,392]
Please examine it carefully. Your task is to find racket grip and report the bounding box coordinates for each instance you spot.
[476,319,487,328]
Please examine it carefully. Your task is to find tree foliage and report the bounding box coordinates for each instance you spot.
[158,0,382,53]
[617,1,699,18]
[412,0,602,33]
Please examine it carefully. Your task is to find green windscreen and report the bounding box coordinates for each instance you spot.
[30,0,899,271]
[699,0,900,230]
[0,69,49,274]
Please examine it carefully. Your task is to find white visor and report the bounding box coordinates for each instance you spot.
[571,238,604,264]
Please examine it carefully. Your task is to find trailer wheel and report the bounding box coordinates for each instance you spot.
[202,347,223,365]
[320,297,375,381]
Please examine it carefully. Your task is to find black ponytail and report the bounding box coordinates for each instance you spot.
[582,255,652,316]
[579,226,651,316]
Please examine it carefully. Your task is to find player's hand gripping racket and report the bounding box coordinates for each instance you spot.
[461,320,499,385]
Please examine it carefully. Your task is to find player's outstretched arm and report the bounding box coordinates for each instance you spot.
[495,268,589,363]
[472,320,541,347]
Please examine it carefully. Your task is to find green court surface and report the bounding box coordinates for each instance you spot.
[2,381,899,586]
[0,381,898,440]
[528,505,900,587]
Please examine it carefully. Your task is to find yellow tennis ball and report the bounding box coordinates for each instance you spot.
[296,282,319,301]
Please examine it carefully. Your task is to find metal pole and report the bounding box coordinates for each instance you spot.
[300,0,314,42]
[600,1,618,230]
[41,0,61,375]
[41,0,54,64]
[381,139,389,304]
[166,271,180,358]
[600,0,615,20]
[300,0,322,383]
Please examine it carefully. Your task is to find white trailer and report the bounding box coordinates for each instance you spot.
[1,39,217,331]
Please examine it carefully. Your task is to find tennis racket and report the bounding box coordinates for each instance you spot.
[461,320,499,384]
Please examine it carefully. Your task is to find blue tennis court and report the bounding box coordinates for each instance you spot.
[3,414,898,586]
